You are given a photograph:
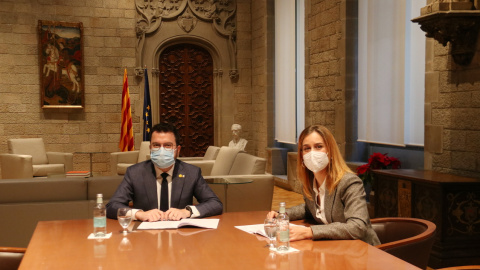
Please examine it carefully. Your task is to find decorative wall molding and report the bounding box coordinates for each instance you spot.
[135,0,237,78]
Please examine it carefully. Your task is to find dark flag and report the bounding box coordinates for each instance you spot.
[143,68,152,141]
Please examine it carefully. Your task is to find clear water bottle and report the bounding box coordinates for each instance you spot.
[276,202,290,251]
[93,193,106,237]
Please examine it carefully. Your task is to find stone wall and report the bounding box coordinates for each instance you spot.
[0,0,138,176]
[305,0,347,154]
[249,0,274,158]
[0,0,262,176]
[425,35,480,178]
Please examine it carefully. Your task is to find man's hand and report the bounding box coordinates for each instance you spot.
[135,209,166,222]
[165,208,191,221]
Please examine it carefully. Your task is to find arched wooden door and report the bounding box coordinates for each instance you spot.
[159,44,214,157]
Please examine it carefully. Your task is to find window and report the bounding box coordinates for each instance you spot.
[274,0,305,144]
[358,0,425,147]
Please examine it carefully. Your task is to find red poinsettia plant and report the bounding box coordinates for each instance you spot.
[356,153,401,186]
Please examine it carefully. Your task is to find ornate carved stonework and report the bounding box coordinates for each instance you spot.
[178,7,198,33]
[135,0,237,78]
[412,1,480,66]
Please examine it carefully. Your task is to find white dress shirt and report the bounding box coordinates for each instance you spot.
[313,177,328,225]
[132,163,200,219]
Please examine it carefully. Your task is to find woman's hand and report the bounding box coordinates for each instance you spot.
[289,226,313,241]
[266,211,278,219]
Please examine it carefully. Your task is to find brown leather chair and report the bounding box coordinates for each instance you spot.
[436,266,480,270]
[0,247,26,270]
[371,217,436,270]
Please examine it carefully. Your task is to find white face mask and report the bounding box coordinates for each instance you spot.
[303,151,329,173]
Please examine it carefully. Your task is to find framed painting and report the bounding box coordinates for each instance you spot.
[38,20,84,109]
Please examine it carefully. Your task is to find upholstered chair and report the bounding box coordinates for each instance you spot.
[110,141,150,175]
[372,217,436,270]
[1,138,73,179]
[0,247,26,270]
[178,146,220,162]
[183,146,241,176]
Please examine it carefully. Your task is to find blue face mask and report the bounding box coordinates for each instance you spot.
[151,148,175,168]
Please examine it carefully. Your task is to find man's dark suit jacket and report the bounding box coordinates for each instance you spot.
[106,159,223,219]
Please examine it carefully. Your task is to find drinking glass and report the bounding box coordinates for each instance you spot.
[264,218,277,248]
[117,208,132,234]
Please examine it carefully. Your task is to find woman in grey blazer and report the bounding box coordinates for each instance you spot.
[268,125,380,246]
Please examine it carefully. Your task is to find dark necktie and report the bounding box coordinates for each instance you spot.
[160,172,169,212]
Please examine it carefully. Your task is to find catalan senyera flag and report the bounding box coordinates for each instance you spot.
[143,68,152,141]
[119,68,134,152]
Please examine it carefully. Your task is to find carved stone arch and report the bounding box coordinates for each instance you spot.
[137,0,237,148]
[153,36,223,73]
[148,36,225,147]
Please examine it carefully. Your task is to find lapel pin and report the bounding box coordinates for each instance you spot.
[179,174,185,178]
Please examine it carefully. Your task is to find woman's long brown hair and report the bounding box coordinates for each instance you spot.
[296,125,353,199]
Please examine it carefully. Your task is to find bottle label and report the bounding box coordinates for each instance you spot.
[93,217,106,228]
[279,230,289,242]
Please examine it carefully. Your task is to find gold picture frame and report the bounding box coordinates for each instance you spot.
[38,20,84,109]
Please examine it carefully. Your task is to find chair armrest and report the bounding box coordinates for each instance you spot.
[1,154,34,179]
[46,152,74,172]
[0,247,27,253]
[178,157,204,161]
[182,160,215,176]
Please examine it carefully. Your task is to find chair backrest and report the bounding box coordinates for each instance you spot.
[203,146,220,160]
[0,247,26,270]
[436,266,480,270]
[371,217,436,270]
[137,141,151,163]
[229,153,266,175]
[209,147,241,176]
[8,138,48,165]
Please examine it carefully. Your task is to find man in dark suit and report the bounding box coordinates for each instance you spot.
[106,123,223,221]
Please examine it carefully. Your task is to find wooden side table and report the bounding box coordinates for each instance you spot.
[74,151,108,177]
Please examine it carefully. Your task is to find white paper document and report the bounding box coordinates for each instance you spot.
[235,223,305,238]
[137,218,219,230]
[235,224,269,238]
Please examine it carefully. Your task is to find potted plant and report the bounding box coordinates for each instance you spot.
[356,152,401,202]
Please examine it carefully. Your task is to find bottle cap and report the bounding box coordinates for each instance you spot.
[97,193,103,198]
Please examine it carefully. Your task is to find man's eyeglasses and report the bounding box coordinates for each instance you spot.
[151,143,176,152]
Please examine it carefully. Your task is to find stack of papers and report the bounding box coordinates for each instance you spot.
[137,219,219,230]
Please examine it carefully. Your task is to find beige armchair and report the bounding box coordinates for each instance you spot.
[187,146,273,212]
[178,146,220,162]
[1,138,73,179]
[184,146,241,176]
[110,141,150,175]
